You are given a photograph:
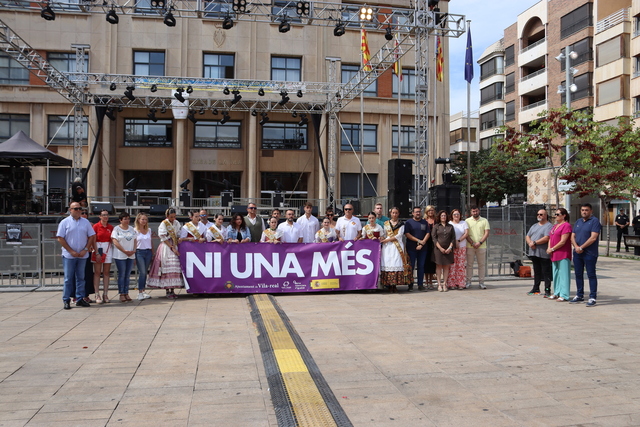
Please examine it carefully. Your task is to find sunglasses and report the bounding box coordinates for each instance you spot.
[537,214,544,216]
[555,213,562,216]
[344,208,353,211]
[71,207,82,211]
[200,214,207,217]
[247,207,257,210]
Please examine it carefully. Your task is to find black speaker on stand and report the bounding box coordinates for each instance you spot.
[429,184,462,215]
[388,159,413,217]
[221,191,233,207]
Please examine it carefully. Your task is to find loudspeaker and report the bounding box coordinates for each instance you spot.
[429,184,462,215]
[231,205,247,214]
[149,204,169,215]
[272,193,284,207]
[91,202,113,215]
[179,190,191,207]
[125,190,138,206]
[221,191,233,207]
[388,159,412,217]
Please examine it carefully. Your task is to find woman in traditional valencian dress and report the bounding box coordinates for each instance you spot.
[361,212,384,241]
[380,207,409,293]
[179,210,206,243]
[148,208,183,299]
[260,217,283,243]
[205,213,227,243]
[315,217,337,242]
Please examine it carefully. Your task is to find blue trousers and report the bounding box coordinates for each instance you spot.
[62,257,87,302]
[573,251,598,300]
[136,249,153,291]
[114,258,135,295]
[407,248,428,288]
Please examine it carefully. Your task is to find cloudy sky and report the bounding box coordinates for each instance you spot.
[447,0,540,116]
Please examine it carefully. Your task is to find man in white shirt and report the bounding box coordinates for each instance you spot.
[296,202,320,243]
[277,209,303,243]
[199,209,211,228]
[336,203,362,241]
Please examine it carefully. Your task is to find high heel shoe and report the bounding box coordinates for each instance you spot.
[438,285,443,292]
[103,293,110,303]
[95,293,103,304]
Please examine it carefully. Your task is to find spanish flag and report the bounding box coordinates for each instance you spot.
[361,28,372,72]
[436,36,444,82]
[394,33,403,81]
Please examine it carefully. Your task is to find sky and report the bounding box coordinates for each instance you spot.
[447,0,540,116]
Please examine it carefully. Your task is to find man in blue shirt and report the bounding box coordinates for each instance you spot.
[57,202,96,310]
[570,203,602,307]
[404,206,430,291]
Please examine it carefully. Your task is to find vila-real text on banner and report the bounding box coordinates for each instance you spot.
[179,240,381,293]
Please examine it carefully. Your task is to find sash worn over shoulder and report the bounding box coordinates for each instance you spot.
[185,222,201,240]
[208,225,222,241]
[163,219,179,246]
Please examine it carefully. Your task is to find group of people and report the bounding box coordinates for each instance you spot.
[525,203,602,306]
[56,202,154,309]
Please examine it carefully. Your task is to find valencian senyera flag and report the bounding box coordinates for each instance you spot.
[394,33,403,81]
[464,27,474,83]
[361,28,372,72]
[436,36,444,82]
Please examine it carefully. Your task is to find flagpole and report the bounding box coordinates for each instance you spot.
[466,20,472,211]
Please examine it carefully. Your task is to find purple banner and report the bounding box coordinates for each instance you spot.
[179,240,381,293]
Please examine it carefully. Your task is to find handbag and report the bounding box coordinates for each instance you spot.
[91,244,109,263]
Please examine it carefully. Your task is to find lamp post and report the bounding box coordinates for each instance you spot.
[555,48,579,211]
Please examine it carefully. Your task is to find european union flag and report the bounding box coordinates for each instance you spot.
[464,28,474,83]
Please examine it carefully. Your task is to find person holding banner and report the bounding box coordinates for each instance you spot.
[206,213,227,243]
[261,217,283,243]
[380,207,408,293]
[148,208,183,299]
[226,213,251,243]
[336,204,361,241]
[315,217,337,242]
[180,210,206,243]
[361,212,383,240]
[277,209,303,243]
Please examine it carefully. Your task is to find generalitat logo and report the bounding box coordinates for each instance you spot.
[224,281,234,289]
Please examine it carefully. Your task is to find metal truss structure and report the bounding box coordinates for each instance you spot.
[0,0,466,203]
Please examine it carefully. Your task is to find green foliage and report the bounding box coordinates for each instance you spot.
[499,107,640,205]
[451,146,544,206]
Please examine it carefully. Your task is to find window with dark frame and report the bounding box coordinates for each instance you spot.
[342,64,377,97]
[48,115,88,146]
[393,69,417,98]
[261,122,308,150]
[505,72,515,94]
[133,51,165,76]
[392,125,416,153]
[340,123,377,152]
[124,119,173,147]
[505,101,515,122]
[194,121,241,148]
[47,52,89,73]
[561,72,593,104]
[505,45,515,67]
[0,53,29,84]
[480,82,504,105]
[560,3,593,39]
[0,114,30,139]
[560,38,593,71]
[203,53,234,79]
[340,173,378,199]
[271,56,301,82]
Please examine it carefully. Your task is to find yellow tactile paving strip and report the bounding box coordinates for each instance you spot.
[254,294,338,427]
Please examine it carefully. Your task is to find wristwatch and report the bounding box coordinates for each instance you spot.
[82,247,88,252]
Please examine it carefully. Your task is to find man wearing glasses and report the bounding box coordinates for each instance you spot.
[199,209,212,229]
[244,202,265,242]
[336,204,361,241]
[571,203,602,307]
[56,202,96,310]
[525,209,553,296]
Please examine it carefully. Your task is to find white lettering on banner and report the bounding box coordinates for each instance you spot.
[340,250,357,275]
[356,249,374,275]
[253,253,281,278]
[231,253,253,278]
[311,251,341,276]
[187,252,216,278]
[281,253,304,277]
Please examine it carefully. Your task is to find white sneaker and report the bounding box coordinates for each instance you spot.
[479,283,487,289]
[137,292,152,300]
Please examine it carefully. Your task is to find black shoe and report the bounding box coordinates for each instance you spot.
[407,286,414,292]
[63,301,71,310]
[418,286,426,292]
[75,299,90,307]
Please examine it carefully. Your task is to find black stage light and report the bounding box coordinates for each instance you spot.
[150,84,157,92]
[212,108,218,115]
[220,112,231,124]
[199,107,205,115]
[106,9,119,25]
[147,109,158,122]
[41,4,55,21]
[279,18,290,33]
[174,87,185,103]
[222,15,234,30]
[291,111,297,118]
[117,105,123,112]
[385,26,393,41]
[251,110,257,116]
[180,178,191,190]
[109,83,117,91]
[298,114,308,126]
[186,85,193,94]
[160,106,167,113]
[187,111,197,124]
[223,87,230,95]
[164,11,176,27]
[333,21,345,37]
[230,90,242,105]
[105,108,116,121]
[258,88,265,96]
[124,86,135,101]
[259,112,269,125]
[297,89,303,98]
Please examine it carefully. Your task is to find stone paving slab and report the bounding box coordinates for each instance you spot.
[0,255,639,426]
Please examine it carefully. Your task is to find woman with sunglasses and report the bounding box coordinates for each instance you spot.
[92,209,113,303]
[547,208,572,302]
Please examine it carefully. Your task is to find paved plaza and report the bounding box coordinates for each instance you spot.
[0,253,639,427]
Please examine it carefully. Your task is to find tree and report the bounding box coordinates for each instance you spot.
[451,147,544,207]
[500,107,640,255]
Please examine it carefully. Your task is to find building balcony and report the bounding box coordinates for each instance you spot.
[519,69,547,95]
[594,99,631,122]
[594,57,630,84]
[596,8,630,34]
[518,39,547,68]
[519,100,547,124]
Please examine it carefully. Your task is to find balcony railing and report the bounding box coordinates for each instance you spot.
[596,8,630,33]
[520,68,546,83]
[520,99,547,112]
[520,38,546,54]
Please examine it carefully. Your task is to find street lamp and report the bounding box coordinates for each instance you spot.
[555,48,579,211]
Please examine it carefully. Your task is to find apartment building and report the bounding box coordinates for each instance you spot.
[448,111,478,154]
[0,1,452,211]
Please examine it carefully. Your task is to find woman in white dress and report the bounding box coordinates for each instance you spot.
[361,212,384,240]
[179,210,206,243]
[380,207,408,293]
[261,217,283,243]
[315,217,337,242]
[205,213,227,243]
[147,208,183,299]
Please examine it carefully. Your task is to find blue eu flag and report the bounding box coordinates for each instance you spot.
[464,28,474,83]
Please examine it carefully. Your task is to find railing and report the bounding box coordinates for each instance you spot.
[481,120,504,131]
[596,8,630,33]
[520,68,546,83]
[521,100,547,112]
[520,37,546,54]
